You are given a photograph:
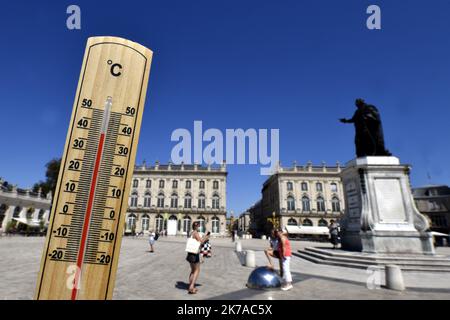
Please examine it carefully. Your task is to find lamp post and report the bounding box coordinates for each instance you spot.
[267,211,280,230]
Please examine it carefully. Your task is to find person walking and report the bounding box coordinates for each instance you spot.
[148,230,156,252]
[276,228,293,291]
[329,220,340,249]
[186,222,209,294]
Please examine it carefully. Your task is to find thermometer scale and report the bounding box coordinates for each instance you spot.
[35,36,153,300]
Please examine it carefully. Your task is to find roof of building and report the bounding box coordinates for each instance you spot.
[133,162,227,175]
[262,161,343,188]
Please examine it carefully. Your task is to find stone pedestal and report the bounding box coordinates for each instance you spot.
[340,156,434,255]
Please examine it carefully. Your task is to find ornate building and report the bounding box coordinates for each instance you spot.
[249,161,345,235]
[0,178,52,231]
[126,162,227,236]
[412,185,450,235]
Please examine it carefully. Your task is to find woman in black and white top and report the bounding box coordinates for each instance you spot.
[186,222,209,294]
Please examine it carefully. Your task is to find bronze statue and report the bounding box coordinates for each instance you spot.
[340,99,391,157]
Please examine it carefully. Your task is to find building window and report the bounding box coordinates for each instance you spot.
[287,196,295,211]
[288,218,298,226]
[142,214,150,231]
[301,182,308,191]
[159,180,165,188]
[212,217,220,234]
[428,201,442,211]
[212,195,220,209]
[13,207,21,218]
[302,218,313,226]
[199,180,205,189]
[431,215,447,227]
[133,179,139,188]
[186,180,191,189]
[172,180,178,189]
[332,197,340,212]
[130,192,138,207]
[330,183,338,193]
[170,193,178,208]
[197,216,206,233]
[318,219,328,226]
[316,183,323,192]
[287,182,293,191]
[38,209,45,220]
[144,192,151,208]
[157,193,165,208]
[26,208,33,220]
[317,196,325,212]
[198,194,206,209]
[127,214,136,230]
[155,215,164,232]
[184,194,192,208]
[213,181,219,189]
[146,179,151,188]
[302,196,310,212]
[183,216,191,233]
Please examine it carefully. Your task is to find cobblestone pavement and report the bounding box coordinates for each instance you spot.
[1,236,450,300]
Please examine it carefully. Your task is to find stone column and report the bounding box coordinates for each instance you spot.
[1,205,15,230]
[33,208,41,221]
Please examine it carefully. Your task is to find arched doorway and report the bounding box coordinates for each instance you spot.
[141,214,150,231]
[155,214,164,232]
[302,218,313,226]
[211,216,220,234]
[197,216,206,233]
[167,215,177,236]
[126,213,137,231]
[318,219,328,227]
[288,218,298,226]
[183,216,191,234]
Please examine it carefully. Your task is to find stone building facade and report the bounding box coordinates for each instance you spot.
[412,185,450,235]
[126,162,227,236]
[250,162,345,235]
[0,178,52,230]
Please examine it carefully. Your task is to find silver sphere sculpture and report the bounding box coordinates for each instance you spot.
[246,266,282,290]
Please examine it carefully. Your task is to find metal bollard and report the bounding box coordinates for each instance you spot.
[261,235,267,240]
[385,265,405,291]
[245,250,256,268]
[235,241,242,252]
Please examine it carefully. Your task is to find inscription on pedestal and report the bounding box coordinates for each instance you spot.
[374,178,407,222]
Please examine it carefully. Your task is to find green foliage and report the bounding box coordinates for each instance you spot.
[32,158,61,196]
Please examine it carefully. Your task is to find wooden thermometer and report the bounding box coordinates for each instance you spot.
[35,36,153,300]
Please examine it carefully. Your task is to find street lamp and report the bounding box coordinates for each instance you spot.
[267,211,280,230]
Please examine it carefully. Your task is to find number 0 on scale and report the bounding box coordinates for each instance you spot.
[35,36,153,300]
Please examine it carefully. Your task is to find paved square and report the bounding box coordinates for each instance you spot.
[1,236,450,300]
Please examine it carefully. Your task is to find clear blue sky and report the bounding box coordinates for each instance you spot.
[1,0,450,215]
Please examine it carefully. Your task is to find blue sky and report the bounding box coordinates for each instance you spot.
[1,0,450,215]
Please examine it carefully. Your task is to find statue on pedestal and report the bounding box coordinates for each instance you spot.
[340,98,391,157]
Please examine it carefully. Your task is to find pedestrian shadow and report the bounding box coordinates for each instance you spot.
[175,281,202,290]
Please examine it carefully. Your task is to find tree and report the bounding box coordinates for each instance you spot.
[32,158,61,197]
